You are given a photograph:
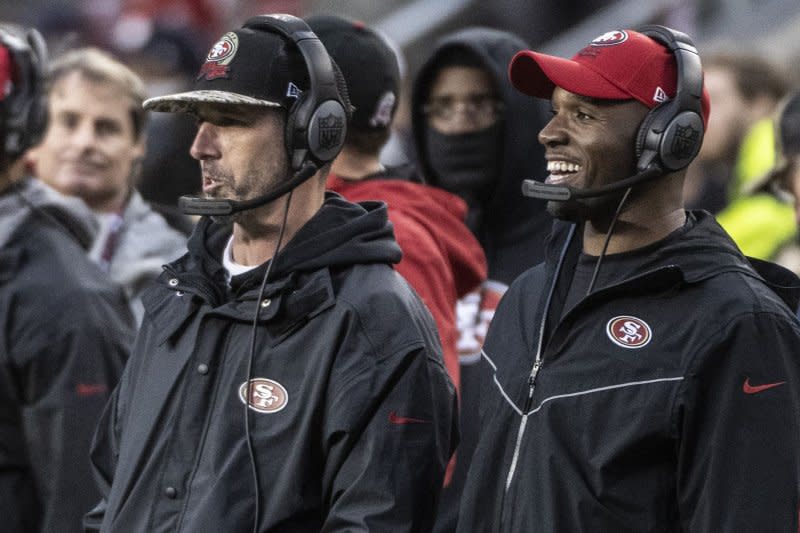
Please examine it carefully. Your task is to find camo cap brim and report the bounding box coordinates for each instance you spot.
[143,90,282,114]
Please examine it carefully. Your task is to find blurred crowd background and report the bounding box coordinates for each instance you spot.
[3,0,800,256]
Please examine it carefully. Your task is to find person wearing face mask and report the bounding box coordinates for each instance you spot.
[412,29,551,274]
[410,27,552,532]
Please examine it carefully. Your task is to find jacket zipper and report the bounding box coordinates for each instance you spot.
[504,359,542,492]
[501,229,577,499]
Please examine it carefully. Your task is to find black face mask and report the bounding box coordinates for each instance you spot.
[425,122,503,201]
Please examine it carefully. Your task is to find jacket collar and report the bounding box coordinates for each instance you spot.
[543,210,800,308]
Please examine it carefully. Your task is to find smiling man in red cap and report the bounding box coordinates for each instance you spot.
[456,26,800,532]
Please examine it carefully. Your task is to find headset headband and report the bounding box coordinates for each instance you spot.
[242,14,347,170]
[634,24,705,172]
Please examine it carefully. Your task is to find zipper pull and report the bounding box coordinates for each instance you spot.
[530,360,542,384]
[528,359,542,390]
[523,360,542,412]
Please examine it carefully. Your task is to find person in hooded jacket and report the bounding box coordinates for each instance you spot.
[307,14,487,401]
[411,27,552,530]
[458,26,800,531]
[85,16,457,533]
[412,28,551,286]
[0,25,134,533]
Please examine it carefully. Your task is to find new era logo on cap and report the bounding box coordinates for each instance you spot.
[369,91,396,127]
[286,82,302,99]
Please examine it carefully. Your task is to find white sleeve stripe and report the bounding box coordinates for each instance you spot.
[493,375,524,416]
[483,349,524,414]
[483,350,683,417]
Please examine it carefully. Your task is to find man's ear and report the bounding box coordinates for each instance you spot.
[127,133,147,186]
[24,139,39,160]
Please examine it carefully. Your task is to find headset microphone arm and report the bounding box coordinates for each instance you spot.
[521,166,663,201]
[179,163,319,216]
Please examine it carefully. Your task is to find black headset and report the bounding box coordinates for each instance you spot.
[523,24,706,202]
[242,14,348,171]
[634,24,704,173]
[179,14,350,216]
[0,24,47,166]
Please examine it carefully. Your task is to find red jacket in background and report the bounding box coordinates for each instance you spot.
[327,174,487,392]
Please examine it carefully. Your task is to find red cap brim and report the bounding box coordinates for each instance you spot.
[509,50,631,101]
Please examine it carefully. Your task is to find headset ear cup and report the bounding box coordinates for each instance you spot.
[658,110,704,171]
[0,26,47,162]
[305,99,347,164]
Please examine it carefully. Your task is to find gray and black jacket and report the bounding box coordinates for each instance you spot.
[458,211,800,532]
[0,178,133,533]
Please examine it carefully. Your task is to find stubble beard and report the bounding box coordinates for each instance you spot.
[227,172,291,234]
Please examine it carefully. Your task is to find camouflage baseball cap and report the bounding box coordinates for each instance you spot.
[143,26,308,114]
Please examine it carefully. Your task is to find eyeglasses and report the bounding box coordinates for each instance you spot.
[423,93,504,124]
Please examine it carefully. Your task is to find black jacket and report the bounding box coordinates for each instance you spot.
[87,193,458,532]
[0,178,134,533]
[458,211,800,532]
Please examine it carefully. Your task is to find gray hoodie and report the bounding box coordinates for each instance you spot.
[88,189,187,323]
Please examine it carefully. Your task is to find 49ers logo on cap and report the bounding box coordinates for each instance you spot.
[591,30,628,47]
[238,378,288,413]
[606,315,652,349]
[198,32,239,81]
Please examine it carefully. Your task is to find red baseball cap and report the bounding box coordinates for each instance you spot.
[0,45,12,101]
[509,29,710,127]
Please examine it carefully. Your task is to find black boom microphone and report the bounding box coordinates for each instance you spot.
[179,163,319,216]
[521,165,663,202]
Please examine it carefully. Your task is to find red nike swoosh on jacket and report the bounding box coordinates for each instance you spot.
[388,411,429,425]
[76,383,109,396]
[742,377,787,394]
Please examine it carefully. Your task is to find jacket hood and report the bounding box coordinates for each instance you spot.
[181,192,402,290]
[328,174,487,298]
[547,210,800,309]
[411,27,553,283]
[0,177,97,249]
